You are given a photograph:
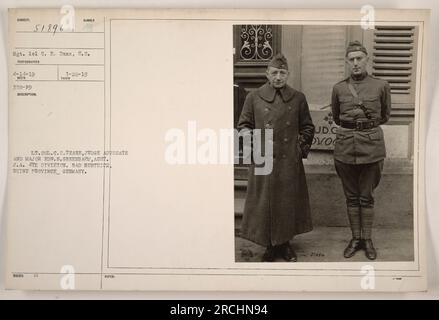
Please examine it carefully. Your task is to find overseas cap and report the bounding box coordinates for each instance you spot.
[346,41,368,56]
[268,53,289,70]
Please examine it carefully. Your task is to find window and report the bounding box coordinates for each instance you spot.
[234,25,281,65]
[364,26,418,116]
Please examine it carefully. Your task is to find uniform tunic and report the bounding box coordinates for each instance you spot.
[237,83,315,246]
[331,74,392,164]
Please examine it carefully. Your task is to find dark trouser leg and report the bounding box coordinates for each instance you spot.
[335,160,363,258]
[358,160,384,239]
[334,160,361,208]
[335,160,361,238]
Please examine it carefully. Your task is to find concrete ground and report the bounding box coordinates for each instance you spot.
[235,226,414,262]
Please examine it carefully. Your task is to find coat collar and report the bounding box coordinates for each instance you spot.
[257,82,296,103]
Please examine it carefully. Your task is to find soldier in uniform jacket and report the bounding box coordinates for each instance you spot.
[331,41,392,260]
[237,53,315,262]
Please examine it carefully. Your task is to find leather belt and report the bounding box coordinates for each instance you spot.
[340,120,379,130]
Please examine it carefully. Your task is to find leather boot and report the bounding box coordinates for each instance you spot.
[344,238,362,258]
[279,242,297,262]
[363,239,377,260]
[344,207,362,258]
[261,245,276,262]
[361,207,377,260]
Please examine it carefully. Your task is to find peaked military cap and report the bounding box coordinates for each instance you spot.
[345,41,368,56]
[268,53,289,70]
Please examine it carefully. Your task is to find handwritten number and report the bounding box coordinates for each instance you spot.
[32,24,62,34]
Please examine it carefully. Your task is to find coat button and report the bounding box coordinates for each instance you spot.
[282,154,286,159]
[284,138,288,142]
[288,106,292,110]
[265,123,271,128]
[286,121,291,126]
[265,108,269,112]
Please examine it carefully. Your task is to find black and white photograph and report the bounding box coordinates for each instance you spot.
[2,7,431,293]
[234,24,419,263]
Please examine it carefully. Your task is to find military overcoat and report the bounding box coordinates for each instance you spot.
[237,83,315,246]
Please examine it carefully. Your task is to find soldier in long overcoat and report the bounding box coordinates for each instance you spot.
[237,53,315,262]
[331,41,392,260]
